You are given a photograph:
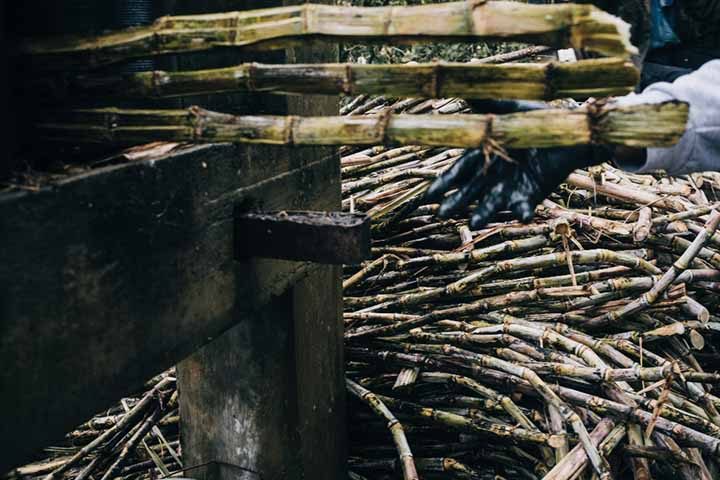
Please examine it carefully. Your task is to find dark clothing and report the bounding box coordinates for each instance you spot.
[673,0,720,50]
[645,0,720,76]
[585,0,720,66]
[640,61,692,89]
[640,44,718,88]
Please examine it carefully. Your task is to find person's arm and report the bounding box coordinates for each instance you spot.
[613,59,720,175]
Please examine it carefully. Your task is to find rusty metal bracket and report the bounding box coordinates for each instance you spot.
[235,210,371,264]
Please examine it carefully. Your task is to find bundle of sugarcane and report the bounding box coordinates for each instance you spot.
[33,58,638,103]
[17,2,635,72]
[341,95,720,480]
[33,99,687,149]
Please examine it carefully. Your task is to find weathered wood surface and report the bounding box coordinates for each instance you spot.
[178,265,344,480]
[235,211,371,264]
[0,141,339,473]
[173,2,344,480]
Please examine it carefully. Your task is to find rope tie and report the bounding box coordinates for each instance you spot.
[484,113,495,148]
[284,115,300,146]
[384,7,395,35]
[343,64,354,95]
[301,4,311,35]
[246,62,258,92]
[232,11,242,46]
[431,62,441,99]
[544,61,557,101]
[189,106,205,141]
[375,109,393,145]
[465,0,487,34]
[585,98,608,145]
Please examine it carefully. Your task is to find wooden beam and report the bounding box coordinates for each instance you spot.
[172,1,344,480]
[235,211,371,264]
[0,142,339,473]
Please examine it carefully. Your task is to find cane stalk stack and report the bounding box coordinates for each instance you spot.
[9,94,720,480]
[4,375,180,480]
[7,1,720,479]
[341,95,720,480]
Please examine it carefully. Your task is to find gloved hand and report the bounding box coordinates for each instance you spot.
[423,99,612,230]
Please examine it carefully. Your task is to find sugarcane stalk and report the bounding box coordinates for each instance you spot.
[377,395,559,446]
[625,445,699,469]
[344,146,430,177]
[589,210,720,328]
[514,362,718,384]
[34,101,688,149]
[344,255,395,291]
[625,424,653,480]
[416,345,610,478]
[347,248,662,329]
[43,377,174,480]
[18,2,637,71]
[40,58,638,101]
[542,418,616,480]
[346,379,419,480]
[566,172,686,211]
[397,235,550,269]
[633,207,653,242]
[547,404,570,463]
[653,205,720,225]
[540,200,633,236]
[98,408,163,480]
[472,45,553,64]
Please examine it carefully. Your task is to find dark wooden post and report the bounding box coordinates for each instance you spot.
[174,2,345,480]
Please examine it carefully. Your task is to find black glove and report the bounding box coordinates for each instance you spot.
[424,100,612,230]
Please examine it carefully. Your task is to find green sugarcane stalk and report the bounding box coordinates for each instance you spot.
[39,58,638,101]
[18,2,637,71]
[34,101,688,149]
